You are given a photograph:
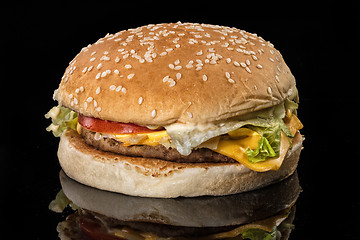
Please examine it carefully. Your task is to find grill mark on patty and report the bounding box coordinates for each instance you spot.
[79,127,236,164]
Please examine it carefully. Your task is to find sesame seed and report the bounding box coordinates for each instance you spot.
[88,66,93,72]
[240,62,247,68]
[93,100,98,107]
[96,107,101,112]
[86,97,93,102]
[95,73,101,79]
[163,75,170,82]
[97,63,103,69]
[256,64,263,69]
[127,73,135,79]
[116,86,122,92]
[138,97,143,105]
[114,69,120,75]
[151,109,156,118]
[124,64,132,69]
[115,56,121,63]
[169,64,174,69]
[82,67,87,73]
[269,57,275,62]
[90,57,96,62]
[187,111,193,118]
[176,72,182,80]
[225,72,231,79]
[228,79,235,83]
[245,67,252,73]
[174,59,180,65]
[202,74,208,81]
[109,85,116,90]
[169,79,176,87]
[91,51,96,56]
[275,75,280,82]
[96,87,101,94]
[121,87,127,93]
[267,87,272,94]
[174,65,182,70]
[226,58,231,63]
[233,61,240,67]
[101,71,107,78]
[100,55,110,61]
[246,59,251,66]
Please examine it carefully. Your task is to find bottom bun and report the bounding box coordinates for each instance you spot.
[58,129,303,198]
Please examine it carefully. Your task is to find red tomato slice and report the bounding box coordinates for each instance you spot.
[78,114,160,134]
[79,217,126,240]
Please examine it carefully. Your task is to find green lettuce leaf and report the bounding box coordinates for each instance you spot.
[48,190,71,213]
[241,227,280,240]
[245,121,281,163]
[246,135,277,163]
[49,189,79,213]
[45,106,78,137]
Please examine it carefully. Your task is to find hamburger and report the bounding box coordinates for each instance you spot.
[51,170,300,240]
[45,22,304,198]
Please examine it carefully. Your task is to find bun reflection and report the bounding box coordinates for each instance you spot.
[51,170,301,239]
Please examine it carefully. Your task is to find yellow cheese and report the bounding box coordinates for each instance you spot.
[211,129,290,172]
[212,114,301,172]
[114,130,170,146]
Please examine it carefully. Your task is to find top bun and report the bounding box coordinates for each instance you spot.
[55,22,296,126]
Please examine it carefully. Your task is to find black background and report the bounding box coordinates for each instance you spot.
[2,2,359,239]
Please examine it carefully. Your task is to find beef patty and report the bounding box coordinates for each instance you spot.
[79,127,236,164]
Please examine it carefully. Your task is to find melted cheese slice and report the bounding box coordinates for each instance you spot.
[114,131,170,146]
[214,131,290,172]
[212,115,302,172]
[113,115,302,172]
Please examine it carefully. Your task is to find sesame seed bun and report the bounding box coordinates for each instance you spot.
[54,22,296,126]
[58,128,303,198]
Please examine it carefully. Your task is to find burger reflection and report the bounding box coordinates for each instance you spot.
[50,170,300,240]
